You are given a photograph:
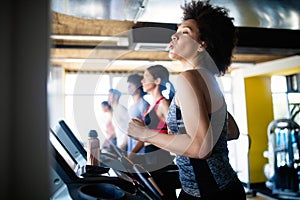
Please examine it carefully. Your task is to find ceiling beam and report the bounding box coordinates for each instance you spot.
[50,12,297,71]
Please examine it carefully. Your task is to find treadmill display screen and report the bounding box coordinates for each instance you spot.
[50,130,82,175]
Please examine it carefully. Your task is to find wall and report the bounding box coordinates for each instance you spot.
[245,76,273,183]
[231,56,300,186]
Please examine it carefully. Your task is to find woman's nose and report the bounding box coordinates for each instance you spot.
[171,33,178,41]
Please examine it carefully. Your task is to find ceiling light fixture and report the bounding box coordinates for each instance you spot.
[50,35,129,46]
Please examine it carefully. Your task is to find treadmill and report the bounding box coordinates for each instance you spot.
[50,132,141,199]
[53,120,180,187]
[50,121,166,199]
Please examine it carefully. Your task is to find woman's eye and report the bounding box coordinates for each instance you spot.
[182,31,188,34]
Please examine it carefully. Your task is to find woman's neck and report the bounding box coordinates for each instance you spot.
[132,93,141,103]
[181,51,219,74]
[149,90,163,106]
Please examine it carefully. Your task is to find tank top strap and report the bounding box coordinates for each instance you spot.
[154,96,165,111]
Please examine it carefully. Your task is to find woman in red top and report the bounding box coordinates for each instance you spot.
[129,65,178,200]
[129,65,175,168]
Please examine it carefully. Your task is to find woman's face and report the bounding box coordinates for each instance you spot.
[141,70,156,93]
[127,82,138,96]
[107,92,114,104]
[169,19,200,62]
[101,105,109,112]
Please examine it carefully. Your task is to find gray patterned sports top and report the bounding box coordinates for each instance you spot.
[166,98,239,197]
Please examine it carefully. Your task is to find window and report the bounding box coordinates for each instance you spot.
[64,72,131,146]
[271,75,300,125]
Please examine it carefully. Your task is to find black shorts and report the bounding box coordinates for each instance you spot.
[178,179,246,200]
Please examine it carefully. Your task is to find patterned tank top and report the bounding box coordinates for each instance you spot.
[166,98,239,197]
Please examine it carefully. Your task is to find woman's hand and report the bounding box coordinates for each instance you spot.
[127,117,158,142]
[127,117,146,141]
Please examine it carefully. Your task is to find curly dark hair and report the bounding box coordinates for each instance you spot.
[181,0,238,75]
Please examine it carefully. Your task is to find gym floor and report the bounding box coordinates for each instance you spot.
[247,193,277,200]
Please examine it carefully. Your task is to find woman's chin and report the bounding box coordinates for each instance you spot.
[168,52,184,62]
[168,52,178,60]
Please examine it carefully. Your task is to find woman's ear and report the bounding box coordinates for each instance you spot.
[197,41,206,52]
[154,77,161,85]
[197,44,203,52]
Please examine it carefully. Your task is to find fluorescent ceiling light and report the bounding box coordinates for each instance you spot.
[51,58,111,63]
[230,62,254,68]
[50,35,129,46]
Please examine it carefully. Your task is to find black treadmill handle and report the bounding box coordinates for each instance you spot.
[132,164,164,200]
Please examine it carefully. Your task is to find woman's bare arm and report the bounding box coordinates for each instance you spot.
[128,71,213,158]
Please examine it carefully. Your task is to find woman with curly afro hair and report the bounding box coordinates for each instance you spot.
[128,1,246,199]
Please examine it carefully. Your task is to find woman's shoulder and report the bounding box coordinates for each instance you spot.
[180,69,197,77]
[160,97,169,105]
[156,97,169,111]
[177,70,207,93]
[138,98,149,110]
[178,69,206,82]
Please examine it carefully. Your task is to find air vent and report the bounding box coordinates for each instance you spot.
[133,43,169,51]
[129,25,176,51]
